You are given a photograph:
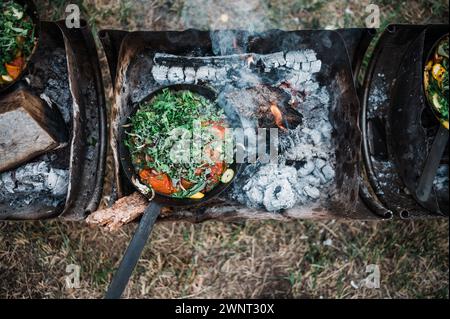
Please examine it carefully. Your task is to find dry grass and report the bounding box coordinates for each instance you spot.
[0,219,448,298]
[0,0,448,299]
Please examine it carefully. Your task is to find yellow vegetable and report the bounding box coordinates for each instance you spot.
[1,74,13,82]
[432,64,445,83]
[190,192,205,199]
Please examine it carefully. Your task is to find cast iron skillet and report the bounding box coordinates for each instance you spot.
[416,34,449,203]
[0,0,40,95]
[105,84,242,299]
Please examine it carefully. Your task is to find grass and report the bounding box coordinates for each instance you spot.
[0,0,448,299]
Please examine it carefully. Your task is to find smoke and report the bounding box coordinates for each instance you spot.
[180,0,271,31]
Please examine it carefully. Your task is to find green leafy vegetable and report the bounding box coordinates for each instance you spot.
[0,0,36,81]
[125,89,231,197]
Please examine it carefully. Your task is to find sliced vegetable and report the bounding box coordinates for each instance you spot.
[1,74,14,82]
[189,192,205,199]
[139,169,176,195]
[220,168,235,183]
[5,63,21,79]
[424,35,449,128]
[432,64,445,83]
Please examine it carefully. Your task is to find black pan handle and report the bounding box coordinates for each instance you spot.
[416,125,449,203]
[105,201,163,299]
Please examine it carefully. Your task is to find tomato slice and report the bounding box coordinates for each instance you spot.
[139,169,176,195]
[203,120,226,139]
[180,178,194,190]
[5,63,21,80]
[10,56,25,68]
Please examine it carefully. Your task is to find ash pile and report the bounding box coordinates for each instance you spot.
[149,48,335,212]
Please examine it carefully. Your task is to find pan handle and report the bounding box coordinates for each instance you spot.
[416,125,449,203]
[105,201,163,299]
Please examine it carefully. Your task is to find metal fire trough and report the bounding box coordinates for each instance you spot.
[0,21,448,222]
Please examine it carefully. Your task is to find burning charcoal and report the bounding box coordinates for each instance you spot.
[320,121,333,137]
[260,52,286,69]
[313,167,327,184]
[151,65,169,83]
[279,166,298,185]
[309,129,322,145]
[184,67,196,83]
[167,66,184,83]
[46,168,70,196]
[321,165,335,182]
[293,63,301,71]
[195,66,214,82]
[303,185,320,199]
[215,67,228,81]
[304,50,317,62]
[286,71,311,88]
[0,173,14,193]
[306,175,321,187]
[0,161,69,207]
[244,184,264,206]
[303,80,320,92]
[310,60,322,73]
[263,180,297,212]
[314,158,326,169]
[285,51,307,68]
[301,62,311,72]
[298,161,315,177]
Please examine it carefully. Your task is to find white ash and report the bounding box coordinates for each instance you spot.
[184,67,196,83]
[150,50,321,88]
[433,165,448,194]
[260,52,286,68]
[0,161,69,207]
[367,74,388,118]
[195,66,217,82]
[236,157,334,211]
[151,64,169,84]
[167,66,185,83]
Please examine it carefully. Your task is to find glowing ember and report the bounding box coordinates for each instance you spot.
[270,103,287,131]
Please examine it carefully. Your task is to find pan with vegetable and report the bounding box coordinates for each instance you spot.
[106,84,241,298]
[416,34,449,203]
[0,0,39,93]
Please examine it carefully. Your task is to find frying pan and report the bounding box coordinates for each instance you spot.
[416,34,449,203]
[105,84,242,299]
[0,0,40,95]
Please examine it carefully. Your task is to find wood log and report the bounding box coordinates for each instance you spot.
[0,89,69,173]
[86,192,148,231]
[87,191,378,232]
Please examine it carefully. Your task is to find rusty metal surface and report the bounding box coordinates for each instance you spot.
[103,29,363,218]
[0,22,69,220]
[56,20,107,220]
[0,21,107,221]
[360,24,449,219]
